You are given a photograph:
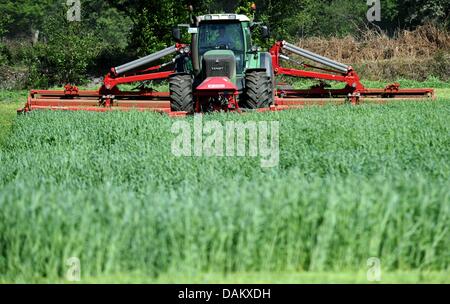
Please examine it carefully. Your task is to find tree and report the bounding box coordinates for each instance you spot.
[396,0,449,28]
[26,7,103,86]
[0,0,54,40]
[107,0,213,55]
[253,0,322,39]
[377,0,449,33]
[235,1,256,19]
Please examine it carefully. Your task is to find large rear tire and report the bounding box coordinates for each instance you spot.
[242,70,273,109]
[169,74,194,113]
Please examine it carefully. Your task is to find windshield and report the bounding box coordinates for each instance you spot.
[198,22,245,73]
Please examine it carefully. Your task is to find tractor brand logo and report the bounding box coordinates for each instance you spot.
[207,84,226,89]
[211,66,224,71]
[171,115,279,168]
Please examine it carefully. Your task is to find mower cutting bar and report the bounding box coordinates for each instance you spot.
[30,90,170,99]
[22,99,171,113]
[28,98,170,107]
[27,106,171,113]
[277,87,434,98]
[282,41,349,73]
[114,45,177,75]
[275,96,433,106]
[360,88,434,97]
[21,88,173,113]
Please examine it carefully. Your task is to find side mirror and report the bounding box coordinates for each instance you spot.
[261,26,270,39]
[172,27,181,42]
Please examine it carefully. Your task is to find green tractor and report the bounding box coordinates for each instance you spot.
[170,14,274,113]
[21,14,434,114]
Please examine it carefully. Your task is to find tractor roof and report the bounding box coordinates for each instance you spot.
[197,14,250,23]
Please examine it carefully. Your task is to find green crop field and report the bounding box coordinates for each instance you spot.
[0,83,449,283]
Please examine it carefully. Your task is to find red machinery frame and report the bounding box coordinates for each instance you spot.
[19,41,434,114]
[270,41,364,91]
[269,41,434,105]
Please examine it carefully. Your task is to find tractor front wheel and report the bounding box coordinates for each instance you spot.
[169,74,194,113]
[242,70,273,109]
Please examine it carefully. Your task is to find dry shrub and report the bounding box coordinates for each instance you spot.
[0,65,29,90]
[294,24,450,81]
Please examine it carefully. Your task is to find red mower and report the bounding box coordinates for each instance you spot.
[19,13,434,116]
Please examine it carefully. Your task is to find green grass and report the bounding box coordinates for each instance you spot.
[0,90,27,146]
[0,81,449,283]
[6,271,449,284]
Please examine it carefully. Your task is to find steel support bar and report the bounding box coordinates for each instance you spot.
[276,67,358,86]
[104,71,175,89]
[114,45,177,75]
[277,87,434,99]
[28,99,170,107]
[282,41,349,73]
[361,88,434,97]
[30,90,99,97]
[22,106,171,113]
[274,97,434,107]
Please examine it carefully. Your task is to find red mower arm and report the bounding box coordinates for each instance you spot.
[103,43,188,90]
[269,40,365,90]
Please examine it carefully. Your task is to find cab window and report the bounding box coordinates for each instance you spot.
[198,22,245,73]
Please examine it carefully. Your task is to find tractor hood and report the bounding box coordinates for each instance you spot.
[202,50,237,82]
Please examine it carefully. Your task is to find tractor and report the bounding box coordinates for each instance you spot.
[168,14,274,113]
[19,13,434,114]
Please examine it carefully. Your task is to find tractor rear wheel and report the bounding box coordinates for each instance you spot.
[242,70,274,109]
[169,74,194,113]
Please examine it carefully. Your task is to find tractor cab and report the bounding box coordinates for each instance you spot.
[197,18,247,77]
[168,13,275,112]
[189,14,253,88]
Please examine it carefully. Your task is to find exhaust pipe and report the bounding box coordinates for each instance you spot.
[114,45,177,75]
[282,41,349,73]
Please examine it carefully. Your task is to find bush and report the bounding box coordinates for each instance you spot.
[0,12,11,64]
[431,50,450,81]
[23,14,103,87]
[0,65,28,90]
[0,43,10,65]
[294,24,450,81]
